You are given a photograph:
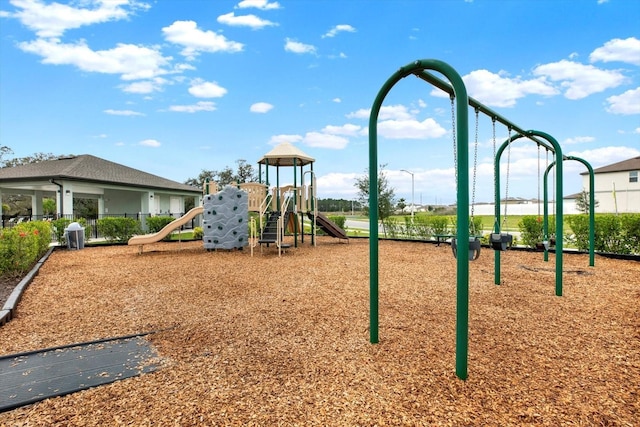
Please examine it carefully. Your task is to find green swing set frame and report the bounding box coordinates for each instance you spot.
[367,59,595,381]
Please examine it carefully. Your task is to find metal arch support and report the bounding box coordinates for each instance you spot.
[544,156,595,267]
[494,130,564,296]
[368,59,471,381]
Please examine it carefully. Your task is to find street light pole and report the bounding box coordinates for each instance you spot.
[400,169,414,221]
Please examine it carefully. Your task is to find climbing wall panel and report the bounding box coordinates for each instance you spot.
[202,186,248,250]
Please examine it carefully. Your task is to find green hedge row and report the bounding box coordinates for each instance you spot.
[97,217,142,243]
[518,214,640,254]
[0,221,52,276]
[383,215,479,240]
[566,214,640,254]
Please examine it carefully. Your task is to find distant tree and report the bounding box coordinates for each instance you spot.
[575,189,599,214]
[396,198,407,212]
[234,159,258,183]
[1,149,74,216]
[1,151,72,168]
[43,198,56,215]
[74,198,98,218]
[354,163,396,235]
[316,198,359,213]
[184,159,258,189]
[0,146,13,165]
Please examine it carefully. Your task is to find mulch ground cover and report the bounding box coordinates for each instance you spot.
[0,238,638,426]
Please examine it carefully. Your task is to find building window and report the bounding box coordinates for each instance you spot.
[630,171,638,183]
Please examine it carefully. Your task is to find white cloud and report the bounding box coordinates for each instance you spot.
[532,60,627,100]
[303,132,349,149]
[316,172,359,197]
[139,139,161,147]
[169,101,216,113]
[121,79,167,94]
[346,104,417,121]
[250,102,273,113]
[605,87,640,115]
[345,108,370,120]
[332,98,341,103]
[188,79,228,98]
[462,69,558,107]
[104,109,144,116]
[2,0,149,38]
[563,136,595,145]
[217,12,276,29]
[322,24,356,38]
[377,117,447,140]
[378,105,415,121]
[18,38,171,81]
[162,20,243,59]
[236,0,281,10]
[269,134,303,145]
[322,124,361,137]
[284,38,316,55]
[590,37,640,66]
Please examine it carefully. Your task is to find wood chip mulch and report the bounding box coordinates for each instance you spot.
[0,238,638,426]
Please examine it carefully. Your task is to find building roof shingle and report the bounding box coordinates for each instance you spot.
[0,155,201,193]
[582,156,640,175]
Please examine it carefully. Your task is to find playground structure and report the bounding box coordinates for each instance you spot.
[128,142,347,254]
[368,59,595,381]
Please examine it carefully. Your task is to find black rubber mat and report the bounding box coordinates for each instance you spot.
[0,334,160,412]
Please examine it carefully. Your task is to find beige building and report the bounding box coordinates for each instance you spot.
[581,156,640,213]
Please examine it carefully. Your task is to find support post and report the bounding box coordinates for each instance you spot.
[368,59,469,380]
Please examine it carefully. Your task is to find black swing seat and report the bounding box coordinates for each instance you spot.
[490,233,513,251]
[451,237,481,261]
[535,238,555,251]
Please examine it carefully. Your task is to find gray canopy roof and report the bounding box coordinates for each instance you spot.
[257,142,315,167]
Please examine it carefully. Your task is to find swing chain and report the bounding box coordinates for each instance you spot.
[450,95,457,188]
[492,117,498,231]
[537,144,541,217]
[503,126,512,228]
[470,108,479,234]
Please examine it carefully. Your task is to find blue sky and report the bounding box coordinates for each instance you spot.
[1,0,639,205]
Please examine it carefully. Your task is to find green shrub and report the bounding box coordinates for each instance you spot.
[327,215,346,230]
[620,214,640,254]
[97,217,141,243]
[518,215,555,249]
[447,216,481,235]
[382,218,402,238]
[567,214,631,253]
[146,216,177,233]
[518,215,543,248]
[412,216,431,240]
[430,216,450,236]
[193,226,204,240]
[51,218,72,244]
[0,221,52,276]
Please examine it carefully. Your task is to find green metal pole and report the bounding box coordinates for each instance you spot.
[528,130,564,296]
[566,156,595,267]
[543,163,552,262]
[293,158,298,248]
[449,67,470,381]
[368,59,469,381]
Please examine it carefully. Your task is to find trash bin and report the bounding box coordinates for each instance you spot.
[65,222,85,250]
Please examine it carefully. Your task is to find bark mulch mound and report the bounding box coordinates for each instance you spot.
[0,238,638,426]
